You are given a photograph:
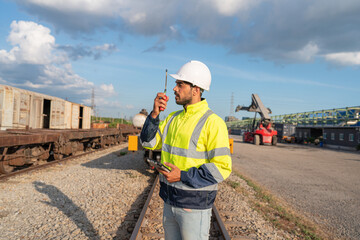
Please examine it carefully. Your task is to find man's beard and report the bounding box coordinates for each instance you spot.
[175,93,192,106]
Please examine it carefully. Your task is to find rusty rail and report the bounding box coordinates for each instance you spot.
[129,175,232,239]
[130,175,160,240]
[212,204,232,240]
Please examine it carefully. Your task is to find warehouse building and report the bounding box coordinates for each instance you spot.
[296,127,360,149]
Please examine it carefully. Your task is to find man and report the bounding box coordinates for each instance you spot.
[140,60,232,240]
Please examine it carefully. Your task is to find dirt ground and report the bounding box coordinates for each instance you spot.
[230,135,360,240]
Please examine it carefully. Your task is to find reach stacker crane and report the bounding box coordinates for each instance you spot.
[236,94,277,145]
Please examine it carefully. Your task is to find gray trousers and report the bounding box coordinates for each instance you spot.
[163,202,212,240]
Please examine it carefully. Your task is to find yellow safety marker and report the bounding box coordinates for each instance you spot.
[229,138,234,154]
[128,135,138,151]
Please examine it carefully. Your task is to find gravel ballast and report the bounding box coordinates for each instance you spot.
[1,144,300,240]
[0,145,154,240]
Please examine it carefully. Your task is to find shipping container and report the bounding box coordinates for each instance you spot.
[274,123,296,143]
[0,84,91,130]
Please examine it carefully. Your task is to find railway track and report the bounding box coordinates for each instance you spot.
[0,144,121,181]
[129,175,253,240]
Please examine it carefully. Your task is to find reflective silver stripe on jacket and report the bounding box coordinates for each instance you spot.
[189,110,214,150]
[162,144,230,159]
[203,162,224,183]
[162,110,182,141]
[159,174,218,191]
[141,129,162,148]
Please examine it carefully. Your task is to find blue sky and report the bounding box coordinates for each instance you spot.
[0,0,359,121]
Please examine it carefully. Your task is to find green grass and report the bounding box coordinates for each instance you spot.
[227,180,240,189]
[119,151,128,156]
[91,116,132,127]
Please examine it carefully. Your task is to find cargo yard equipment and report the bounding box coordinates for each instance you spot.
[235,94,277,145]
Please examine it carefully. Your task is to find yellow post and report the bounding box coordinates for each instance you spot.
[229,138,234,154]
[128,135,138,151]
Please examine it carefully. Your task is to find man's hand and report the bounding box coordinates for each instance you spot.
[151,92,168,119]
[157,162,181,183]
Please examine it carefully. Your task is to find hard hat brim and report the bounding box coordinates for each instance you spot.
[169,73,187,82]
[170,73,197,87]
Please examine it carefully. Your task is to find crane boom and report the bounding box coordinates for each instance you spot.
[234,93,278,146]
[235,94,271,121]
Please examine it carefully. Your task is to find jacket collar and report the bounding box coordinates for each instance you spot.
[183,99,208,115]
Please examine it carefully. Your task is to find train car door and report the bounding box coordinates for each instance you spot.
[79,106,83,129]
[50,100,65,129]
[82,106,91,129]
[12,91,20,128]
[30,96,42,129]
[71,104,79,129]
[42,99,51,128]
[19,93,30,129]
[64,101,72,129]
[0,87,14,130]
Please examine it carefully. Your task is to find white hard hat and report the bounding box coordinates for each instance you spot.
[170,60,211,91]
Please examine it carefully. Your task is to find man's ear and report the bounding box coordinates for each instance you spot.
[193,86,200,96]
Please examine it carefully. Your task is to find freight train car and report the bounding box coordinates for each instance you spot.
[0,84,91,130]
[0,84,139,174]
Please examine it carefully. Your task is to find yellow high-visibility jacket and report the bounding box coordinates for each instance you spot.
[141,99,232,209]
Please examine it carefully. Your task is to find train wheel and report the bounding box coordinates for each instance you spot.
[0,160,14,174]
[254,135,260,145]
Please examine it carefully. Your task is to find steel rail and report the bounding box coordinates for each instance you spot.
[130,174,159,240]
[129,174,232,239]
[212,204,232,240]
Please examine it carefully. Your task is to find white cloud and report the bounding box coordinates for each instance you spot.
[0,21,56,64]
[94,43,117,52]
[129,12,147,24]
[286,42,319,62]
[207,0,262,16]
[0,21,120,113]
[100,84,115,95]
[0,77,7,84]
[324,52,360,66]
[86,97,122,108]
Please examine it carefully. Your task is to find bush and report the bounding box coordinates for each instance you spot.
[356,144,360,151]
[307,137,315,144]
